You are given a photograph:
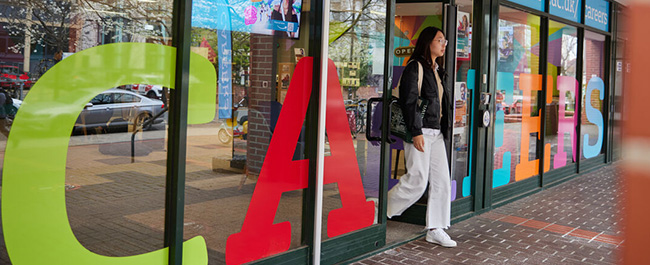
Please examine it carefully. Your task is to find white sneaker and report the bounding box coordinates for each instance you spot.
[426,229,457,247]
[368,198,378,224]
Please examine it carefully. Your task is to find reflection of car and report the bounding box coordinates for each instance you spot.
[499,95,523,114]
[9,98,21,117]
[73,89,166,134]
[0,98,24,137]
[123,84,164,99]
[1,97,22,119]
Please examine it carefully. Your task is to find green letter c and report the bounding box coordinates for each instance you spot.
[2,43,214,264]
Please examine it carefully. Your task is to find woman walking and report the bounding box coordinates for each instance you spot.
[388,26,456,247]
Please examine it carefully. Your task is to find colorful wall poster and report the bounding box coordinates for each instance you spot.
[498,26,514,63]
[457,11,471,59]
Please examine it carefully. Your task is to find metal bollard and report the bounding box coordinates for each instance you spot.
[19,82,24,100]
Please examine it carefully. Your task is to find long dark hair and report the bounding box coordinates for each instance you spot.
[408,26,446,82]
[280,0,293,16]
[409,26,444,69]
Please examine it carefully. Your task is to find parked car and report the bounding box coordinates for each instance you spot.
[122,84,165,99]
[8,97,21,117]
[73,89,166,135]
[0,65,33,92]
[0,97,23,137]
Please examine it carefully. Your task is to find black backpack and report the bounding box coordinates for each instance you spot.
[1,90,15,117]
[3,91,12,106]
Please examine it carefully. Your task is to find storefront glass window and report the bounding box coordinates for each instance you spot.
[187,0,312,263]
[493,7,542,188]
[545,21,578,170]
[0,0,178,263]
[581,31,606,160]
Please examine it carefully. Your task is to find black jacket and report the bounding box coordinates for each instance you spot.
[271,10,298,23]
[398,57,453,140]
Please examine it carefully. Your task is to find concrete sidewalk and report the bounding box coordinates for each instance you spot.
[353,164,622,264]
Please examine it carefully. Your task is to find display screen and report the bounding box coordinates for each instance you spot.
[193,0,303,39]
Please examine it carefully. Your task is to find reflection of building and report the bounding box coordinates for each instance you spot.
[0,26,24,64]
[1,0,172,76]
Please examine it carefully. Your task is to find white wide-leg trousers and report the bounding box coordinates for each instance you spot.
[387,132,451,229]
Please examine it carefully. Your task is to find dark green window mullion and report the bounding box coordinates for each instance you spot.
[444,4,457,164]
[165,0,193,263]
[470,0,497,210]
[602,31,613,164]
[302,0,324,260]
[578,0,586,170]
[605,2,618,163]
[538,16,549,187]
[379,0,396,226]
[444,0,456,167]
[484,0,500,209]
[601,35,612,164]
[600,28,612,164]
[575,27,584,174]
[606,3,619,163]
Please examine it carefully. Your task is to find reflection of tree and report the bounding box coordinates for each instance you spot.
[191,28,218,52]
[560,32,577,77]
[230,31,250,72]
[190,28,251,86]
[329,0,386,96]
[2,0,70,60]
[329,0,385,43]
[2,0,172,65]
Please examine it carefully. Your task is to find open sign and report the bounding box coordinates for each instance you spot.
[394,46,415,57]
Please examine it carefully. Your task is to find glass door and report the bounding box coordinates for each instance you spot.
[317,0,390,263]
[384,0,446,235]
[381,0,476,242]
[449,0,475,218]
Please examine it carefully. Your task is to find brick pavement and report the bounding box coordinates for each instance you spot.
[353,164,622,265]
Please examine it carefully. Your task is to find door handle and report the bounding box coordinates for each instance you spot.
[387,98,398,144]
[366,97,383,142]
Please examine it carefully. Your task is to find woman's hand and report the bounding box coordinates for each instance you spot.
[413,135,424,152]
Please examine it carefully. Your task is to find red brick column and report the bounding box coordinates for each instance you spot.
[246,34,274,176]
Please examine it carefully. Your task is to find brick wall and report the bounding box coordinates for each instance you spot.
[246,34,274,175]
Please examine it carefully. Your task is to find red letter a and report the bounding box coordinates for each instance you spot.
[226,58,374,264]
